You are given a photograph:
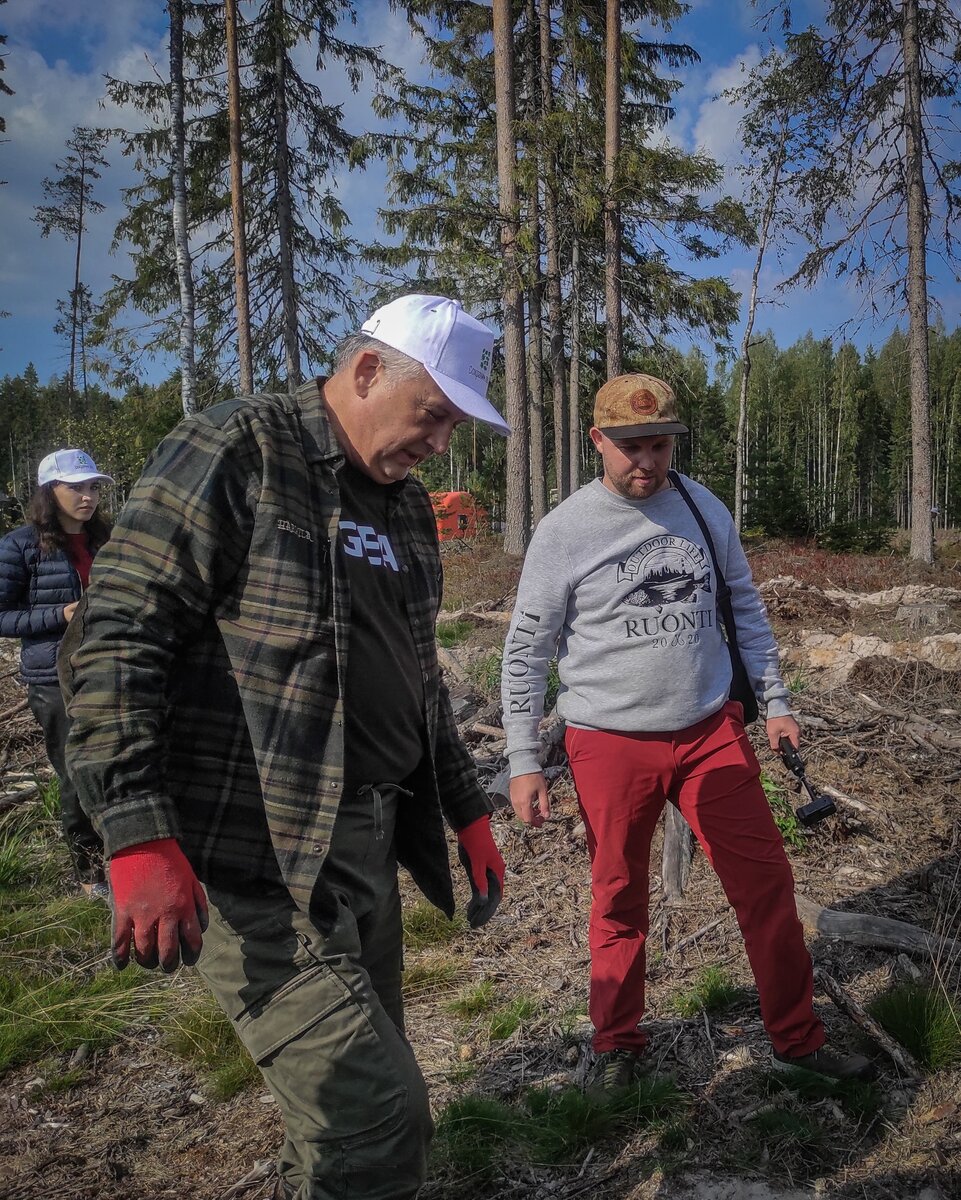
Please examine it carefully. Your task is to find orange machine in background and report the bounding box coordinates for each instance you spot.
[430,491,487,541]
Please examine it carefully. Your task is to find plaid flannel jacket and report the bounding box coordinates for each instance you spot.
[62,379,492,919]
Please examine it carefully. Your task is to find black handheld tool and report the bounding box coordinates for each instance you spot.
[778,737,837,828]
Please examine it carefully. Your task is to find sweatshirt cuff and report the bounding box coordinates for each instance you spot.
[764,697,794,720]
[507,750,543,779]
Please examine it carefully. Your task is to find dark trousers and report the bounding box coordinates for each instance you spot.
[26,683,104,884]
[566,701,824,1058]
[197,782,431,1199]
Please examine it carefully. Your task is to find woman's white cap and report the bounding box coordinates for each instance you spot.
[361,295,510,435]
[38,449,114,487]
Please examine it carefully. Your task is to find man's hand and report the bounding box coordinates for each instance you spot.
[63,601,79,622]
[109,838,208,973]
[456,815,505,929]
[766,714,800,753]
[509,771,551,828]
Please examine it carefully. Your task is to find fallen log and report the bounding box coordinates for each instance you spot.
[815,967,922,1079]
[471,722,505,739]
[795,893,961,958]
[820,783,874,815]
[439,603,512,624]
[436,644,468,683]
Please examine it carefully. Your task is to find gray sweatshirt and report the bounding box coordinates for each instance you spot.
[502,476,792,777]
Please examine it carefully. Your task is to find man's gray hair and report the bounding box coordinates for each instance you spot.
[333,333,424,382]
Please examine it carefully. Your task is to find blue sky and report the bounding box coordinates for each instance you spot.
[1,0,958,390]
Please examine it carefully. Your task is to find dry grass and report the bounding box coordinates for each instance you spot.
[746,537,961,590]
[438,535,520,611]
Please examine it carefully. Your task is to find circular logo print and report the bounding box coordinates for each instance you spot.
[629,389,659,416]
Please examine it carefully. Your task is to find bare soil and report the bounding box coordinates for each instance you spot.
[1,539,959,1200]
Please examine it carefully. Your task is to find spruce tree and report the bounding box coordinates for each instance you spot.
[95,1,390,393]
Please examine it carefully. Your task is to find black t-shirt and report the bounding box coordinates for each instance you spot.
[337,462,426,785]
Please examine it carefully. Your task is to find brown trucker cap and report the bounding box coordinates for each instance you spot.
[593,374,689,438]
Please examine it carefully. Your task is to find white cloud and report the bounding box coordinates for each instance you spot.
[690,44,763,171]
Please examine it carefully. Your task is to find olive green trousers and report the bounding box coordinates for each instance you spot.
[197,785,432,1199]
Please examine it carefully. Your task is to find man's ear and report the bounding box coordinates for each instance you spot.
[351,350,382,397]
[588,426,605,452]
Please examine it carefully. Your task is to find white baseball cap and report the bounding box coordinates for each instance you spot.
[38,449,114,487]
[360,294,510,435]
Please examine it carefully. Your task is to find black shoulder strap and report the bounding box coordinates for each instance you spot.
[668,471,726,597]
[667,470,739,650]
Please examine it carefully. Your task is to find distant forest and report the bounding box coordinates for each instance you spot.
[3,319,958,547]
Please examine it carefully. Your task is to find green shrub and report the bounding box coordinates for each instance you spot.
[765,1069,881,1121]
[749,1107,825,1151]
[522,1077,684,1162]
[868,982,961,1070]
[433,1095,514,1177]
[816,521,892,554]
[761,771,805,850]
[436,619,473,648]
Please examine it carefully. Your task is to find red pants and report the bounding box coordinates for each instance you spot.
[566,702,824,1057]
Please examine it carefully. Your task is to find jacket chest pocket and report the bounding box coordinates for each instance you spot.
[238,507,332,630]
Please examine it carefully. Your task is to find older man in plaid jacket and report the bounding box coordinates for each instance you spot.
[62,296,509,1200]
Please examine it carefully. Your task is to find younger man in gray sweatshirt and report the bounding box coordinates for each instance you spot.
[502,374,874,1093]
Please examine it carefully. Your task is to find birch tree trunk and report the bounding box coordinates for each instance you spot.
[273,0,301,388]
[169,0,197,416]
[225,0,254,395]
[493,0,530,555]
[735,132,785,532]
[903,0,934,565]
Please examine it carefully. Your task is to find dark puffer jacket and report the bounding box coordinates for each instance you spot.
[0,524,81,684]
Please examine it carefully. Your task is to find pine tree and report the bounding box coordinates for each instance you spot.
[170,0,198,415]
[493,0,531,555]
[33,127,109,406]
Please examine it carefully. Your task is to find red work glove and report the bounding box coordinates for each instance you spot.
[109,838,208,973]
[456,815,505,929]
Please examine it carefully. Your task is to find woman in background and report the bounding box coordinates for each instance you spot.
[0,449,113,897]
